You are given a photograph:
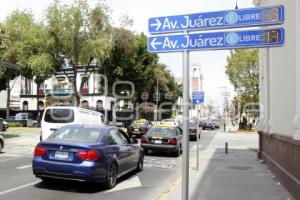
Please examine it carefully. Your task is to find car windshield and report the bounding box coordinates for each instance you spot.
[48,126,102,142]
[44,109,74,123]
[147,128,177,137]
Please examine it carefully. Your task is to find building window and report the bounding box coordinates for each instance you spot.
[81,100,89,109]
[23,101,28,111]
[81,77,89,95]
[96,100,104,111]
[38,101,44,110]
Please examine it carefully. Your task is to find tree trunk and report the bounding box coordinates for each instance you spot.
[6,79,10,118]
[73,79,80,106]
[37,83,40,113]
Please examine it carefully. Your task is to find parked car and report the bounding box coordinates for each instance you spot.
[212,120,220,129]
[0,134,5,153]
[140,124,182,157]
[189,120,199,141]
[202,121,214,130]
[0,118,8,131]
[32,124,144,189]
[3,121,8,131]
[127,119,152,138]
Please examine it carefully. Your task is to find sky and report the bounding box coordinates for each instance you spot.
[0,0,254,109]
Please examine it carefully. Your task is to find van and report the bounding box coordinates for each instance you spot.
[40,106,104,141]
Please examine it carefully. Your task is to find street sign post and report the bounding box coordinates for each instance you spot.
[192,91,204,105]
[149,5,284,34]
[148,28,285,53]
[147,5,285,200]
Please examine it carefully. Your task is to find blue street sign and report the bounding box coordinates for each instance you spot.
[149,5,284,34]
[192,92,204,105]
[148,28,284,53]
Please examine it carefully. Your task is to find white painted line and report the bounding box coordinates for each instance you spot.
[105,175,142,193]
[0,157,21,162]
[16,164,32,170]
[0,180,41,196]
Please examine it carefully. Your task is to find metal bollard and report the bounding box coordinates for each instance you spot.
[225,142,228,154]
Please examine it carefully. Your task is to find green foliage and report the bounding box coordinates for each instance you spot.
[44,0,113,104]
[29,53,55,84]
[45,0,112,67]
[0,1,181,108]
[102,30,179,103]
[226,49,259,105]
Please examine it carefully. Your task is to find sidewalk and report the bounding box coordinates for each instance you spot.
[168,132,294,200]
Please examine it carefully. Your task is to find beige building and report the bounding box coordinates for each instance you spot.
[254,0,300,199]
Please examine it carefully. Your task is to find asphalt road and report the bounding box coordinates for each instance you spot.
[0,129,218,200]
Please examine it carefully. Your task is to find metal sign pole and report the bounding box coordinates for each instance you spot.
[182,30,190,200]
[196,119,200,170]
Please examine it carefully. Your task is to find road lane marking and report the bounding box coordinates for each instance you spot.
[16,164,32,170]
[0,180,41,196]
[105,175,142,193]
[191,144,202,150]
[0,157,21,162]
[157,175,181,200]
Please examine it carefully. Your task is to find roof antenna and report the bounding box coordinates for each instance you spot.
[235,0,239,9]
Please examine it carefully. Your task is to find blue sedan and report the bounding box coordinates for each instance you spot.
[32,124,144,188]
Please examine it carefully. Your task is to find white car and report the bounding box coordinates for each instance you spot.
[40,106,104,141]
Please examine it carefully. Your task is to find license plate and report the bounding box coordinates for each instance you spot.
[133,131,140,135]
[55,151,69,159]
[134,128,139,131]
[154,140,162,144]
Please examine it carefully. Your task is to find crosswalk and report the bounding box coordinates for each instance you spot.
[144,156,179,169]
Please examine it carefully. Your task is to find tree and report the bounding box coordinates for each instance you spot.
[29,53,55,112]
[226,49,259,114]
[102,29,180,106]
[0,10,39,117]
[45,0,112,105]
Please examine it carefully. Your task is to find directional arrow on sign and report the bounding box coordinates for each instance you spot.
[148,5,284,34]
[149,18,162,31]
[150,37,162,50]
[148,28,285,53]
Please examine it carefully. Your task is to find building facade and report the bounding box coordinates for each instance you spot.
[19,66,115,119]
[254,0,300,198]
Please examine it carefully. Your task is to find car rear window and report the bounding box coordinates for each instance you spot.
[48,126,102,142]
[147,128,177,137]
[44,109,74,123]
